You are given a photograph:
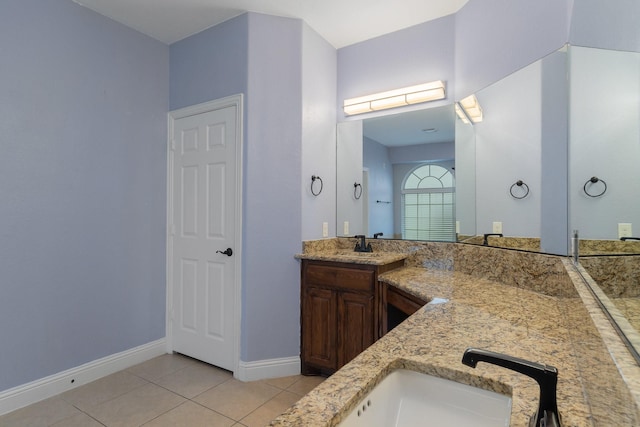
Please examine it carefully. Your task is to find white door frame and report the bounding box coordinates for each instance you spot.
[166,94,243,376]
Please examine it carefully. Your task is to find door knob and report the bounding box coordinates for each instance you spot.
[216,248,233,256]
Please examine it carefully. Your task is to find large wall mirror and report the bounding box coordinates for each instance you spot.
[336,104,466,241]
[336,48,566,254]
[569,45,640,359]
[456,47,570,255]
[569,46,640,251]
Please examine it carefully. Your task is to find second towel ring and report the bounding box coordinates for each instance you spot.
[311,175,323,196]
[354,182,362,200]
[583,176,607,198]
[510,180,530,199]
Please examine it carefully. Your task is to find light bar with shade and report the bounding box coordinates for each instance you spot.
[343,81,446,116]
[456,94,483,123]
[455,103,470,124]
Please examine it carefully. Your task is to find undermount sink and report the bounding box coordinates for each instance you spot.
[338,369,512,427]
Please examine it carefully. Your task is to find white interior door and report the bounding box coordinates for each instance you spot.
[169,97,241,372]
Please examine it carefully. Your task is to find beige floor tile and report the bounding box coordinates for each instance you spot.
[143,401,235,427]
[127,353,198,381]
[0,396,81,427]
[263,375,303,390]
[61,370,148,409]
[239,391,301,427]
[1,365,317,427]
[82,383,186,427]
[193,379,280,420]
[50,411,104,426]
[153,362,232,398]
[286,375,325,396]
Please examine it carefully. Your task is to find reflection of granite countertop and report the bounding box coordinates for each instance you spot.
[270,263,640,426]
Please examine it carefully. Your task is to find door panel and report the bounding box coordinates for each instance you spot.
[339,292,374,367]
[171,104,238,372]
[302,287,337,371]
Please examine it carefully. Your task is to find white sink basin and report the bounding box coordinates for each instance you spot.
[338,369,512,427]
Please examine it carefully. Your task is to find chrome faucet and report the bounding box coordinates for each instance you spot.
[354,235,373,252]
[462,348,562,427]
[483,233,503,246]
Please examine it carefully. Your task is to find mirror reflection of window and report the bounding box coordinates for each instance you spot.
[401,164,455,241]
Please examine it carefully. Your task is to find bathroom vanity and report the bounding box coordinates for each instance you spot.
[300,257,405,375]
[283,238,640,427]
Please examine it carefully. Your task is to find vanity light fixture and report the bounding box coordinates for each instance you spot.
[455,94,483,124]
[343,81,446,116]
[455,103,471,124]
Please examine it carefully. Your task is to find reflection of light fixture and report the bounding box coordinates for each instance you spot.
[455,94,483,124]
[455,103,470,124]
[343,81,446,116]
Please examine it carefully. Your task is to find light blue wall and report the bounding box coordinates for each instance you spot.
[474,60,542,238]
[363,138,393,237]
[169,14,249,111]
[336,121,365,235]
[301,24,338,240]
[455,121,477,236]
[0,0,169,391]
[570,0,640,52]
[337,15,456,122]
[569,47,640,239]
[540,49,569,254]
[455,0,571,98]
[567,1,640,241]
[242,13,303,362]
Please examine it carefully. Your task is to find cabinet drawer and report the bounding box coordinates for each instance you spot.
[305,263,375,292]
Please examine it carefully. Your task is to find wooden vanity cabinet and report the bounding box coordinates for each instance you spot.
[380,283,428,336]
[300,259,403,375]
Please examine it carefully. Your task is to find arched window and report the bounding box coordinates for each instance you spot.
[402,164,455,241]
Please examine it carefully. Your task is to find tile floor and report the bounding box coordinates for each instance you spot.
[0,353,325,427]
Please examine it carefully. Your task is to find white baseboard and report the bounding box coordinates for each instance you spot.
[0,338,167,416]
[236,356,301,382]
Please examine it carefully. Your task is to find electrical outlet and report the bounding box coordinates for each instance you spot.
[322,222,329,238]
[343,221,350,235]
[493,221,503,234]
[456,221,460,234]
[619,223,632,239]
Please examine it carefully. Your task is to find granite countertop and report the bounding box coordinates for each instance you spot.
[270,265,640,427]
[294,250,408,265]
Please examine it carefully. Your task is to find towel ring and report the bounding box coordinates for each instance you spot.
[583,176,607,198]
[311,175,323,196]
[509,180,530,199]
[354,182,362,200]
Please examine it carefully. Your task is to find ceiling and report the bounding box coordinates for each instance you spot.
[72,0,468,48]
[72,0,463,146]
[363,104,455,147]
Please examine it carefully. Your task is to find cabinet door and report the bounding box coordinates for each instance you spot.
[338,292,374,368]
[302,287,338,371]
